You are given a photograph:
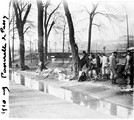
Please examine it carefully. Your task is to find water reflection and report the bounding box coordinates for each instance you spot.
[25,77,32,88]
[20,75,25,85]
[99,101,111,115]
[39,82,44,92]
[80,94,89,107]
[9,70,133,118]
[110,104,117,116]
[9,70,12,80]
[14,72,21,84]
[31,80,39,90]
[71,92,81,104]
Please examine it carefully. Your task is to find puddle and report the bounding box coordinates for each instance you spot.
[9,70,134,118]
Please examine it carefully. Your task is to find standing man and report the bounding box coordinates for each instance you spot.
[109,51,118,84]
[80,51,89,69]
[96,53,102,77]
[102,53,109,79]
[124,51,133,86]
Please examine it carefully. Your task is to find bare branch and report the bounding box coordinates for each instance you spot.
[22,4,31,25]
[25,20,36,27]
[21,3,28,12]
[16,2,22,22]
[43,0,50,9]
[46,3,61,26]
[75,18,89,25]
[9,13,15,26]
[94,11,125,24]
[91,3,99,19]
[79,4,91,15]
[44,6,47,26]
[53,26,63,30]
[9,26,17,33]
[13,1,20,29]
[92,23,101,28]
[94,12,112,22]
[47,21,55,37]
[23,26,30,35]
[53,27,59,34]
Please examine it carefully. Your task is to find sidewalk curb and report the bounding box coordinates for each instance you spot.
[9,70,134,118]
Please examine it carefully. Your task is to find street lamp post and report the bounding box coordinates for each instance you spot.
[67,41,70,52]
[49,41,51,52]
[54,42,57,52]
[62,24,66,63]
[103,46,106,54]
[96,43,97,53]
[34,39,37,53]
[126,14,129,49]
[30,37,32,63]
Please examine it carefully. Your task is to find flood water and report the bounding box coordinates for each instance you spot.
[9,70,134,118]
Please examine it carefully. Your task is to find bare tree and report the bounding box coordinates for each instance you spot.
[9,7,18,66]
[13,0,31,70]
[62,0,81,78]
[9,1,17,67]
[43,0,60,61]
[81,2,125,53]
[87,3,98,53]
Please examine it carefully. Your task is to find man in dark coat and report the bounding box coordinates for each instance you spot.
[96,53,102,77]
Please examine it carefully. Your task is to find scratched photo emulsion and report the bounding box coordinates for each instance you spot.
[8,0,134,119]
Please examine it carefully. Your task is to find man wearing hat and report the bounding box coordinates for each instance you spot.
[109,51,118,84]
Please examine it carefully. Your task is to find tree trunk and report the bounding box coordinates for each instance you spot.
[9,39,12,68]
[87,4,98,54]
[44,26,48,62]
[13,0,31,70]
[37,0,44,65]
[63,0,80,78]
[87,17,93,54]
[9,1,12,68]
[18,27,25,70]
[12,15,15,63]
[62,25,65,63]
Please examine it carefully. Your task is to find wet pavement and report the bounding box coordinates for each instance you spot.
[9,70,134,118]
[9,80,119,119]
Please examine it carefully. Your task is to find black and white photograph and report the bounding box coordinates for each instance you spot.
[0,0,134,119]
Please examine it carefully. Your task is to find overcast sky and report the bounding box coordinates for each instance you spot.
[3,0,134,50]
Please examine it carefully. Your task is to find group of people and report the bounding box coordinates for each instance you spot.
[80,50,133,85]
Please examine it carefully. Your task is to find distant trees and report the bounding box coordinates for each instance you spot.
[13,0,31,70]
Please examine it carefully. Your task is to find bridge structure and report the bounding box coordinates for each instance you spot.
[47,52,83,61]
[15,49,129,62]
[46,49,128,60]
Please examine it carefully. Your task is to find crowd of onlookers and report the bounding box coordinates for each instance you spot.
[35,49,133,86]
[80,50,133,86]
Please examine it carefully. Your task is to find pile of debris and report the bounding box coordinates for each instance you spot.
[36,68,72,81]
[120,85,134,92]
[35,67,134,92]
[36,68,98,82]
